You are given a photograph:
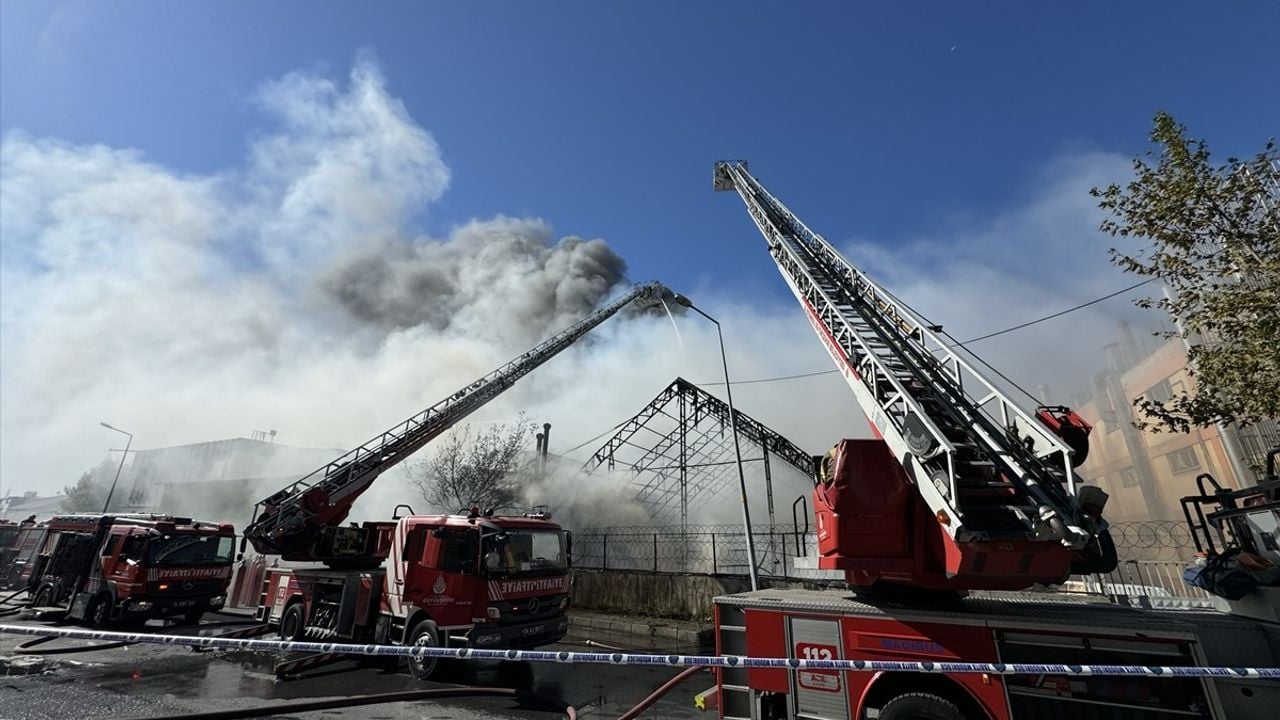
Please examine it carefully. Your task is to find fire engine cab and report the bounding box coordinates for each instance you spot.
[23,513,235,627]
[258,508,572,678]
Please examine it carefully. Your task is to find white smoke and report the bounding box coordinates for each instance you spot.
[0,56,860,529]
[0,55,1152,533]
[841,152,1161,404]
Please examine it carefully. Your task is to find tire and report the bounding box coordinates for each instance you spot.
[32,585,54,609]
[279,602,306,641]
[1071,528,1119,575]
[404,619,440,680]
[879,692,971,720]
[87,593,114,628]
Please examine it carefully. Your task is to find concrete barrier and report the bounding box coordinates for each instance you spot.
[570,569,829,620]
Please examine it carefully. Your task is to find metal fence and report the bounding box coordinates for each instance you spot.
[573,524,821,580]
[1063,559,1210,602]
[573,520,1211,602]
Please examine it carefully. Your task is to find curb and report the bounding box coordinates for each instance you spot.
[567,614,712,649]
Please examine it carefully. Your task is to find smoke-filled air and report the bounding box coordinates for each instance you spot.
[0,57,866,528]
[1,56,1150,530]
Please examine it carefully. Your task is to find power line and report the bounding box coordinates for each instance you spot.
[960,278,1154,344]
[699,278,1155,388]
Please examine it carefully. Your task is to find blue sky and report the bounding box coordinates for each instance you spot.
[2,2,1278,496]
[5,1,1277,299]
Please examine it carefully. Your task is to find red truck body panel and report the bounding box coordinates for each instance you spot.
[715,588,1277,720]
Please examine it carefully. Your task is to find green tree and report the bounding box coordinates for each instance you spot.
[61,459,116,512]
[1092,112,1279,433]
[408,416,538,514]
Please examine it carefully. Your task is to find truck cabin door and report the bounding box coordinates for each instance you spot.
[416,527,483,626]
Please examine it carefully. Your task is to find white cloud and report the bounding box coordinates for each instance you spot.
[0,55,1152,532]
[842,151,1160,402]
[0,56,857,530]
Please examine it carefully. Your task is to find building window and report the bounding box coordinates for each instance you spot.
[1119,466,1140,488]
[1165,447,1201,475]
[1146,379,1174,404]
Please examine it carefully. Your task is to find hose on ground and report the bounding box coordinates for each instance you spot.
[616,665,707,720]
[13,616,264,655]
[17,634,134,654]
[119,688,577,720]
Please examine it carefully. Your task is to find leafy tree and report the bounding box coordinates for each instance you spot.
[408,416,538,513]
[1092,112,1279,432]
[61,459,117,512]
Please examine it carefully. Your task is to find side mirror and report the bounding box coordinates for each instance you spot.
[565,531,573,568]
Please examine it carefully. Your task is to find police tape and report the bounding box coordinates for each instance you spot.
[1,624,1277,679]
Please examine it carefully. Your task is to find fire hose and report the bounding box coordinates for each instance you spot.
[0,588,28,617]
[616,665,706,720]
[10,615,263,655]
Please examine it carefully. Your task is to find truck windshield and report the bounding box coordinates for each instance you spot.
[144,534,234,566]
[484,529,566,577]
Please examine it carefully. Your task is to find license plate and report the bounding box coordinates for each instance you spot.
[170,600,195,608]
[520,624,546,637]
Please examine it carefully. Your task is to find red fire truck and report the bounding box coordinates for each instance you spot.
[258,508,571,678]
[23,513,236,627]
[242,282,667,678]
[0,519,46,590]
[708,163,1280,719]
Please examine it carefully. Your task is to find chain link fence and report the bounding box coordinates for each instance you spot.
[573,524,820,580]
[573,521,1210,601]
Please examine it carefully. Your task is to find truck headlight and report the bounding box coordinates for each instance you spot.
[559,596,569,610]
[209,595,226,607]
[486,607,501,620]
[131,601,153,611]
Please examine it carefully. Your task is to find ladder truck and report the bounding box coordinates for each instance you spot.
[705,162,1278,720]
[243,282,667,678]
[20,513,235,627]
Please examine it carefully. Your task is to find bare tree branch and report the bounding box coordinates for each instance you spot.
[407,415,538,513]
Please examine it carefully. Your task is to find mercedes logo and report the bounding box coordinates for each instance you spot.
[182,581,195,591]
[527,598,539,614]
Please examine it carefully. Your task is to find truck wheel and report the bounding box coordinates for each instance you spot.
[279,603,306,641]
[879,692,971,720]
[87,594,114,628]
[32,585,54,608]
[405,619,440,680]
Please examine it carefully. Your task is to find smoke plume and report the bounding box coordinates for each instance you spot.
[1,55,1152,533]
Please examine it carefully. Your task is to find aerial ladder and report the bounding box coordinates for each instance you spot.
[242,281,669,564]
[714,161,1116,590]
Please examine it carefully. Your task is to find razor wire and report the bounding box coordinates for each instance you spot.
[2,624,1277,678]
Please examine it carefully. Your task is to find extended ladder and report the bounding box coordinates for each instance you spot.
[244,282,669,559]
[715,161,1100,548]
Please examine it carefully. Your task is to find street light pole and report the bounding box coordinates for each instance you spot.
[100,422,133,513]
[672,294,760,591]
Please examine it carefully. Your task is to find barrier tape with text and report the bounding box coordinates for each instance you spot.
[1,624,1275,679]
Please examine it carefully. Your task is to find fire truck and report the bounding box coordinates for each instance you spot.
[245,282,668,678]
[259,507,573,678]
[707,162,1280,720]
[0,518,45,590]
[21,513,235,627]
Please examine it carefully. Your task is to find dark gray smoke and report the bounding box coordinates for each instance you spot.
[321,217,628,347]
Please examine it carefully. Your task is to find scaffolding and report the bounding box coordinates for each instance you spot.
[582,377,814,573]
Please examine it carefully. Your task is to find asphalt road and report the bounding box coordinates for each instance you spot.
[0,617,709,720]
